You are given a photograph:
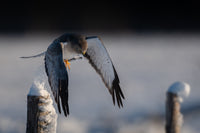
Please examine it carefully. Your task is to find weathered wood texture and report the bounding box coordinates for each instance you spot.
[26,95,56,133]
[165,92,181,133]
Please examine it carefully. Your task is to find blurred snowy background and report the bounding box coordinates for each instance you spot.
[1,1,200,132]
[0,33,200,133]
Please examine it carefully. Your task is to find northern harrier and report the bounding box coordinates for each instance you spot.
[22,33,125,117]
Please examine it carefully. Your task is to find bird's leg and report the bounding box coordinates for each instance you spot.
[64,59,71,70]
[68,56,83,62]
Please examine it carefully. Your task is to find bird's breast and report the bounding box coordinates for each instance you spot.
[63,46,78,60]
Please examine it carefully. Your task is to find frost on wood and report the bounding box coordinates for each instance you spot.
[168,81,190,102]
[37,95,57,133]
[26,65,57,133]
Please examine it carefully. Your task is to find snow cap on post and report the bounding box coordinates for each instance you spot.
[28,65,49,97]
[168,81,190,102]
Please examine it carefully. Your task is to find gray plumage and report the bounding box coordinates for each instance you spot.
[22,33,125,117]
[45,40,69,116]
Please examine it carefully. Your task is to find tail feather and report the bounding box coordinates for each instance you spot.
[20,51,46,59]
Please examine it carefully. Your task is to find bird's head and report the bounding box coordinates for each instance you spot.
[69,34,88,55]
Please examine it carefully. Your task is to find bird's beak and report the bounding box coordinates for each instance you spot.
[82,50,86,55]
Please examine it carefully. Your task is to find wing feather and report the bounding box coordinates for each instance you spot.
[85,36,125,107]
[45,42,69,116]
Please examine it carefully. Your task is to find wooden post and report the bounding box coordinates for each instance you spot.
[165,92,181,133]
[26,81,57,133]
[165,81,190,133]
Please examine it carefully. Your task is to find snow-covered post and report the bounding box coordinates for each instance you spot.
[165,82,190,133]
[26,77,57,133]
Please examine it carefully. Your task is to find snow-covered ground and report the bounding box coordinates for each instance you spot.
[0,33,200,133]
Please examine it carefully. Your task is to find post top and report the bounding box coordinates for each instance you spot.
[168,81,190,102]
[28,80,49,97]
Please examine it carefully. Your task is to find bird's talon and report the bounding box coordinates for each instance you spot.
[64,59,71,70]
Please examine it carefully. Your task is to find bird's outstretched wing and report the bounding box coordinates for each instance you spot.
[45,42,69,117]
[85,36,125,107]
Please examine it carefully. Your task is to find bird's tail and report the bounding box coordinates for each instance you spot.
[20,51,46,59]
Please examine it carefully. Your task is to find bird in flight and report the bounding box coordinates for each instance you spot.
[22,33,125,117]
